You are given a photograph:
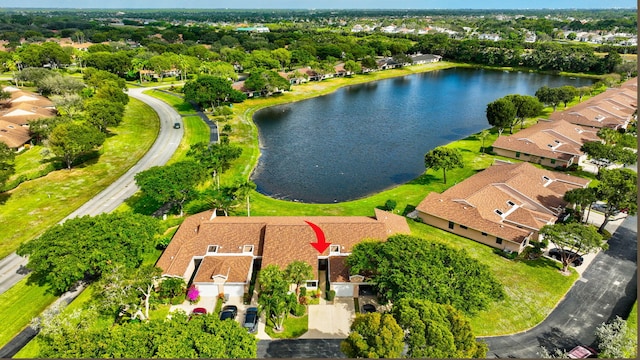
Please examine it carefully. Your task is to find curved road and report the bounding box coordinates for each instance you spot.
[0,87,183,294]
[483,215,637,358]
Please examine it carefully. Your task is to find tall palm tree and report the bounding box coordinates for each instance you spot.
[236,180,256,217]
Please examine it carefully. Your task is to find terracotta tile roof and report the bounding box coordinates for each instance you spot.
[157,210,408,282]
[548,80,637,129]
[492,120,599,161]
[193,255,253,284]
[416,162,589,243]
[9,91,54,107]
[0,119,30,149]
[329,256,350,283]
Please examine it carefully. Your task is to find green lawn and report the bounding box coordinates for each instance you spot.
[407,221,579,335]
[0,278,57,349]
[264,314,309,339]
[0,98,159,259]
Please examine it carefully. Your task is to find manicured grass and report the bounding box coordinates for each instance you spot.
[408,220,579,336]
[264,314,309,339]
[169,115,211,164]
[625,302,637,358]
[0,278,57,349]
[143,89,195,115]
[2,145,58,191]
[0,98,159,259]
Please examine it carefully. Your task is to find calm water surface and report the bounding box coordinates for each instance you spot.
[252,68,593,203]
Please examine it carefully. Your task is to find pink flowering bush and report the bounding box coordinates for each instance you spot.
[187,285,200,304]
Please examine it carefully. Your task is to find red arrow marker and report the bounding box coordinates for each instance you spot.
[305,221,331,254]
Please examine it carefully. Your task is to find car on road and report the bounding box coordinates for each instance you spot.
[173,122,181,129]
[243,307,259,333]
[219,305,238,321]
[549,248,584,266]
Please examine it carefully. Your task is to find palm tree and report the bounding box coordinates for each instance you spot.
[284,261,314,296]
[235,180,256,217]
[479,129,490,154]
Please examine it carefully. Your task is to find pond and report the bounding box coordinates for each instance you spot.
[251,68,594,203]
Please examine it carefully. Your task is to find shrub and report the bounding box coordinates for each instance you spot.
[326,290,336,301]
[158,277,187,300]
[292,303,306,317]
[155,236,172,250]
[187,285,200,304]
[170,293,186,305]
[384,199,397,211]
[299,287,307,297]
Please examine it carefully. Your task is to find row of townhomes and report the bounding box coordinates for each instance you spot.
[0,86,56,150]
[493,77,637,169]
[158,77,636,298]
[157,209,410,299]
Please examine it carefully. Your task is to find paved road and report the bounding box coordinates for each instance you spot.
[0,87,182,294]
[483,215,637,358]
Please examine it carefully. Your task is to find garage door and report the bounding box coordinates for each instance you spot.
[198,284,219,297]
[332,284,353,297]
[225,284,245,297]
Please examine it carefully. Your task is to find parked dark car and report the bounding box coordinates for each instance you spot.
[243,307,259,333]
[219,305,238,321]
[173,122,181,129]
[549,248,584,266]
[362,304,377,313]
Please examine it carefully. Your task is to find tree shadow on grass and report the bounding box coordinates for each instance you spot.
[407,173,439,185]
[0,191,10,205]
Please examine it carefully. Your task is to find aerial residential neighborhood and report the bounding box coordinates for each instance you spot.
[0,2,637,359]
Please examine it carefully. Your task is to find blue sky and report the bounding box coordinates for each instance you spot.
[9,0,638,9]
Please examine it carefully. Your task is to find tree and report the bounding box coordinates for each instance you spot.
[341,313,405,358]
[257,264,293,331]
[94,81,129,105]
[581,141,637,173]
[284,260,314,296]
[37,74,85,96]
[424,146,464,184]
[187,141,242,182]
[346,235,505,314]
[234,180,256,216]
[343,59,361,75]
[486,97,516,135]
[95,265,162,321]
[84,98,126,133]
[478,129,490,154]
[361,56,377,70]
[244,68,291,95]
[51,93,84,118]
[271,48,291,71]
[17,212,159,294]
[558,85,577,108]
[535,86,563,111]
[393,298,487,358]
[34,310,257,358]
[595,168,637,233]
[504,94,543,131]
[134,161,207,216]
[48,122,106,169]
[0,142,16,188]
[563,187,598,223]
[539,223,606,272]
[183,75,246,110]
[595,316,636,358]
[199,61,237,80]
[576,85,592,101]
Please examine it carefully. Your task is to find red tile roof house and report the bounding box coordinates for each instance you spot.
[415,162,590,254]
[492,119,600,169]
[156,209,410,299]
[0,87,56,149]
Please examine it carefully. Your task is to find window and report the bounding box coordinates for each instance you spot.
[507,200,515,207]
[330,245,340,254]
[542,176,550,182]
[496,238,503,244]
[242,245,254,253]
[207,245,218,254]
[515,152,521,158]
[448,221,455,229]
[494,209,503,216]
[459,224,468,230]
[306,281,318,288]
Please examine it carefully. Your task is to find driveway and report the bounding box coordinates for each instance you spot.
[301,298,354,339]
[483,215,637,358]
